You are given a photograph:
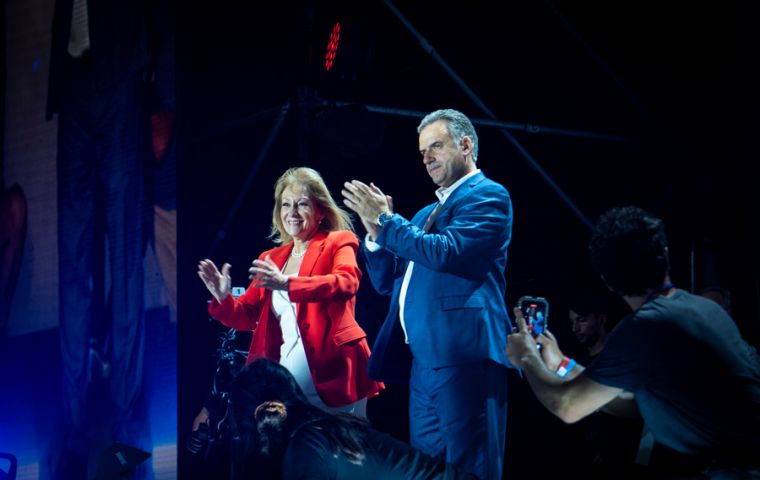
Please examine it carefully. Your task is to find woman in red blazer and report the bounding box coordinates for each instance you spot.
[198,167,382,415]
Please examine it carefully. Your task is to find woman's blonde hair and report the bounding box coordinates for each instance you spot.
[269,167,354,245]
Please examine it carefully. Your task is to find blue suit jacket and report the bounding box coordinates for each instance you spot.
[364,172,513,382]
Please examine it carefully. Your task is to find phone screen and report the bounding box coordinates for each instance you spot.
[518,296,549,338]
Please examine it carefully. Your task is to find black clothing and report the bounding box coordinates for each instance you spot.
[585,290,760,473]
[563,348,643,478]
[280,424,476,480]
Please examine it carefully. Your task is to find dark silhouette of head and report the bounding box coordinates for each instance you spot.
[230,359,369,476]
[589,206,669,297]
[230,358,309,429]
[230,359,311,466]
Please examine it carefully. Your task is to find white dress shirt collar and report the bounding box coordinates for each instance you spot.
[435,169,481,204]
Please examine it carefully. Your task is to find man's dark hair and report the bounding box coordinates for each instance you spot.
[589,206,669,297]
[230,359,370,475]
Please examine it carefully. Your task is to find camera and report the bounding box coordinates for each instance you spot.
[187,422,210,455]
[517,296,549,338]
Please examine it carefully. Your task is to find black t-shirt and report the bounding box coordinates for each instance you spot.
[280,425,476,480]
[585,290,760,459]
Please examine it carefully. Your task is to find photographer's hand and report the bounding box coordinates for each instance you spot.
[187,406,211,455]
[192,407,211,431]
[507,307,541,368]
[537,330,564,372]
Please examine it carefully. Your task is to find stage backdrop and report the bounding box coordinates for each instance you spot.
[1,0,178,478]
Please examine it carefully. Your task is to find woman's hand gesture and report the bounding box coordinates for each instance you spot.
[198,259,231,302]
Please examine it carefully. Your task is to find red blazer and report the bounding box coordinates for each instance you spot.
[208,230,383,407]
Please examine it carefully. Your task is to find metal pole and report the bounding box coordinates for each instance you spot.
[207,100,291,258]
[339,102,633,143]
[383,0,594,229]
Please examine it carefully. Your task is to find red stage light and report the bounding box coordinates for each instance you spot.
[324,22,341,71]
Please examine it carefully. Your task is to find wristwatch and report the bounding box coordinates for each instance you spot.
[377,210,393,227]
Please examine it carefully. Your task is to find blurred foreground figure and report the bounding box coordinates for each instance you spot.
[229,358,476,480]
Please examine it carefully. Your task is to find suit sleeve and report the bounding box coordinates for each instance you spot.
[288,232,361,303]
[376,183,512,274]
[361,243,403,296]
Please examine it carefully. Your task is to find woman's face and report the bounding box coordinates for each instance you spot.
[280,185,323,242]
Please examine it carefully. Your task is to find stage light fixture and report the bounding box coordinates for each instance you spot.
[324,21,341,71]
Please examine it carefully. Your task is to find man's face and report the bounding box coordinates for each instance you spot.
[568,310,604,348]
[418,120,472,188]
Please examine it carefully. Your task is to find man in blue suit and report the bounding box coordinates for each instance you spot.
[342,109,513,479]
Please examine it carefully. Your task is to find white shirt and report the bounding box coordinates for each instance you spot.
[271,274,325,407]
[366,169,481,342]
[271,273,367,417]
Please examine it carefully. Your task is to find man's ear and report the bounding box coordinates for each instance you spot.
[460,135,473,157]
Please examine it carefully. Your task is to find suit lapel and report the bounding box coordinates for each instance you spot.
[269,243,291,270]
[417,203,438,228]
[428,171,486,230]
[443,171,485,209]
[299,230,328,276]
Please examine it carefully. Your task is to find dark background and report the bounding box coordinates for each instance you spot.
[176,1,760,477]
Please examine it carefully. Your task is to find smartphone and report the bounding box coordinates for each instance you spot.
[517,296,549,338]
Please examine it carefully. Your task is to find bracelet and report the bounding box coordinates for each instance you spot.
[555,356,577,378]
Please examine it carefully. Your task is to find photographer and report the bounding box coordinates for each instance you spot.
[186,326,248,478]
[507,206,760,479]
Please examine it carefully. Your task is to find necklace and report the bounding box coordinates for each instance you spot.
[291,239,310,259]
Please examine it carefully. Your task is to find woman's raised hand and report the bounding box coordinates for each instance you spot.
[198,259,231,302]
